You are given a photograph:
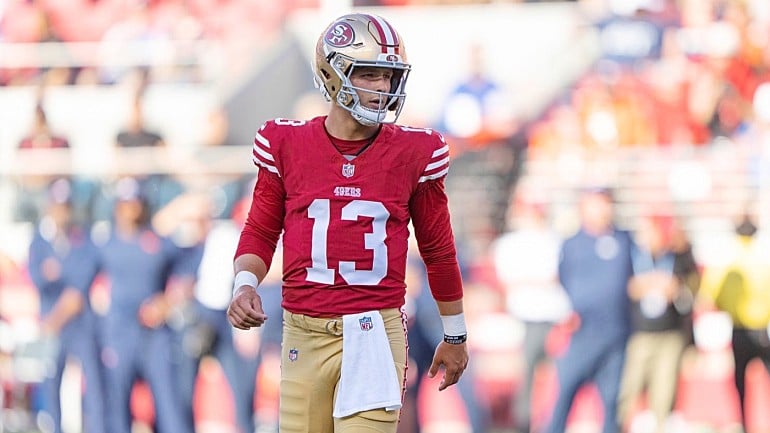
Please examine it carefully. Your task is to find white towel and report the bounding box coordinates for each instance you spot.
[333,310,402,418]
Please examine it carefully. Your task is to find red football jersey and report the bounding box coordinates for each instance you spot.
[251,116,451,316]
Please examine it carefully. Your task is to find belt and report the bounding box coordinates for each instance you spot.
[284,311,343,336]
[283,308,402,336]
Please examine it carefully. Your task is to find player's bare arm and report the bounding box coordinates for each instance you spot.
[227,253,269,330]
[429,299,469,391]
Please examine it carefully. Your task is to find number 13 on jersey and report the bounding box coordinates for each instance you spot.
[306,198,390,286]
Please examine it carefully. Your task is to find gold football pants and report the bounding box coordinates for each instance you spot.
[279,308,407,433]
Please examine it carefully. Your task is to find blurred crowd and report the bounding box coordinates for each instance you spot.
[4,166,770,433]
[529,0,770,154]
[0,0,313,86]
[2,1,770,433]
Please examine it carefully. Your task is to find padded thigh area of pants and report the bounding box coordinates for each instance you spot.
[280,377,335,433]
[335,407,400,433]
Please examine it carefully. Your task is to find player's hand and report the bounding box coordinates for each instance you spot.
[227,286,267,330]
[428,341,469,391]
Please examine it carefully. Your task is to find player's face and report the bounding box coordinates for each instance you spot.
[349,66,393,110]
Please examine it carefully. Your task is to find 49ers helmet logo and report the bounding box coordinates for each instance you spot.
[325,22,355,48]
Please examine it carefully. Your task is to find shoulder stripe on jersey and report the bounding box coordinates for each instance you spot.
[253,142,274,162]
[252,154,280,176]
[419,167,449,183]
[419,140,450,183]
[255,131,270,148]
[432,145,449,157]
[252,130,279,176]
[425,156,449,172]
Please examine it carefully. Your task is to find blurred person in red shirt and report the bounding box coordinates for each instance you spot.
[526,100,586,158]
[18,103,70,150]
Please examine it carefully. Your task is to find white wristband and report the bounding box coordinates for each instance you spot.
[233,270,259,296]
[440,313,467,337]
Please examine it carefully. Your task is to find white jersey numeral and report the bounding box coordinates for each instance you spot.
[306,199,335,284]
[305,199,390,286]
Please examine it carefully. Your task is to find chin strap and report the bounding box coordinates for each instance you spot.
[351,111,379,126]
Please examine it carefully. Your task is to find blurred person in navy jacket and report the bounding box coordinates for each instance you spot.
[81,177,193,433]
[544,187,634,433]
[27,178,107,433]
[154,192,263,433]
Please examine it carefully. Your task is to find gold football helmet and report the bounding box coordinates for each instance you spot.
[313,13,411,126]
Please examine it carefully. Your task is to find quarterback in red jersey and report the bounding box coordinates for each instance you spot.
[227,13,468,433]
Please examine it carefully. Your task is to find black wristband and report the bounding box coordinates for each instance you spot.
[443,334,467,345]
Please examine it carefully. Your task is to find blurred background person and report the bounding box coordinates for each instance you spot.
[670,219,701,348]
[153,190,262,433]
[434,41,515,151]
[491,188,569,433]
[81,177,193,433]
[17,102,70,150]
[114,76,185,216]
[14,100,71,224]
[616,213,698,433]
[26,177,106,433]
[398,255,489,433]
[115,85,164,149]
[698,211,770,432]
[544,187,634,433]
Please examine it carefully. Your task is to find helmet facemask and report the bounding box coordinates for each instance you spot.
[318,53,411,126]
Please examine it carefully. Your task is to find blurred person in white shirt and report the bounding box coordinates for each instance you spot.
[491,189,570,433]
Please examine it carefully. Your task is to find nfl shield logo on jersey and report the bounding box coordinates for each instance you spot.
[288,347,299,362]
[359,316,373,331]
[342,163,355,178]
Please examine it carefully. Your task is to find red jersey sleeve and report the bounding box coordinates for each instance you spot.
[410,134,463,302]
[234,128,286,270]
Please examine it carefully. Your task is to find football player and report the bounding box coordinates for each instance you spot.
[226,13,468,433]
